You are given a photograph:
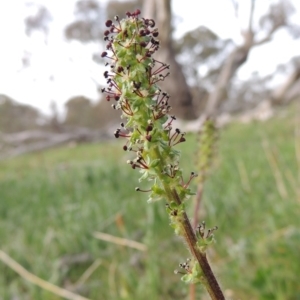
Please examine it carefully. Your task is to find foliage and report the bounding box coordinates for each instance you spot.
[106,0,143,21]
[63,95,120,129]
[24,3,52,36]
[64,96,94,128]
[174,26,232,87]
[65,0,103,43]
[0,94,42,133]
[64,0,143,44]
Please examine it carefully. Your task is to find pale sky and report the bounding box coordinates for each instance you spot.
[0,0,299,115]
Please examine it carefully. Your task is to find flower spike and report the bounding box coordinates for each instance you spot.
[101,10,225,300]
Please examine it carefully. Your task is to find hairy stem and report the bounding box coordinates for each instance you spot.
[154,146,224,299]
[171,189,225,300]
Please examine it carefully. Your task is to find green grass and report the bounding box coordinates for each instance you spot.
[1,106,300,300]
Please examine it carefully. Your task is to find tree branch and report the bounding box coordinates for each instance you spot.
[230,0,239,19]
[248,0,256,34]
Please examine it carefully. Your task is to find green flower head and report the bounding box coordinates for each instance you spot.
[101,10,194,203]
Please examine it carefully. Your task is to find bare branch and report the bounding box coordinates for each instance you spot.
[248,0,256,33]
[271,66,300,104]
[254,24,281,46]
[0,129,108,160]
[230,0,239,19]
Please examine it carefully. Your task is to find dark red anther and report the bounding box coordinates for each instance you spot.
[101,51,107,58]
[151,38,159,45]
[114,129,120,138]
[139,29,146,36]
[105,20,113,27]
[117,66,124,73]
[148,19,155,28]
[133,82,141,89]
[106,42,112,50]
[140,41,147,47]
[146,125,153,132]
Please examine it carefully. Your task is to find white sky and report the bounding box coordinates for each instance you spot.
[0,0,299,115]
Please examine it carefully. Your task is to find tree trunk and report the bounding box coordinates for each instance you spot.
[143,0,196,119]
[204,45,250,118]
[271,66,300,104]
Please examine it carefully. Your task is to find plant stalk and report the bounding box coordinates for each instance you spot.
[171,189,225,300]
[154,147,224,299]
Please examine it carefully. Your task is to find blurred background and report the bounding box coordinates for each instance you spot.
[0,0,300,299]
[0,0,300,154]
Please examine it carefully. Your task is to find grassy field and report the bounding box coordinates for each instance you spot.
[1,105,300,300]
